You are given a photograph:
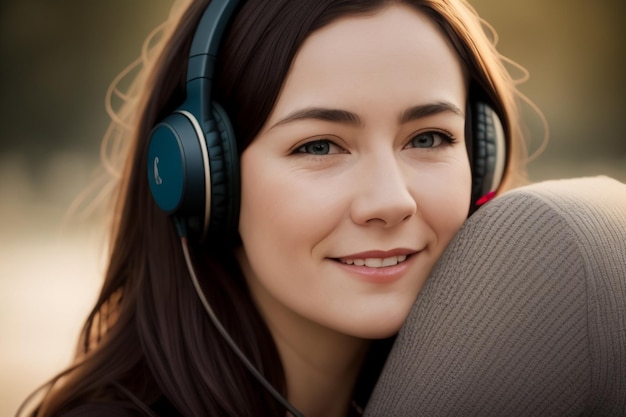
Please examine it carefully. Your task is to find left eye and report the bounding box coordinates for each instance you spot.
[406,132,452,149]
[294,139,344,155]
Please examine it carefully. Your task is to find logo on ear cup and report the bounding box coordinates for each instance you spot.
[153,157,163,185]
[148,109,218,239]
[147,120,189,214]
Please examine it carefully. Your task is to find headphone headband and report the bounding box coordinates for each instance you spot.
[185,0,241,122]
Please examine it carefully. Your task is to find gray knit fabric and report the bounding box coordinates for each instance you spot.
[365,177,626,416]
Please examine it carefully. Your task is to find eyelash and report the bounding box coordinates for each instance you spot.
[404,130,456,150]
[292,130,456,156]
[293,139,346,156]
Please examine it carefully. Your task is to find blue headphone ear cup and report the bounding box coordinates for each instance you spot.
[205,102,240,240]
[469,101,506,206]
[147,111,209,235]
[147,104,240,241]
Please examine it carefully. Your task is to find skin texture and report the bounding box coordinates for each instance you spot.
[235,4,471,416]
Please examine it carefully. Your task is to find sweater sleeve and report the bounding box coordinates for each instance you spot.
[364,177,626,417]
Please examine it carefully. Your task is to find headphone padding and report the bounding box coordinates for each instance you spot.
[205,103,240,240]
[471,101,503,204]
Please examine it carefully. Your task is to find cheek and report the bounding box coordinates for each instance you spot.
[415,157,472,243]
[237,150,344,324]
[240,163,330,244]
[238,143,356,246]
[238,153,286,248]
[237,150,341,271]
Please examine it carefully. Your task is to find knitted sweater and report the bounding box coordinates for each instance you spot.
[365,177,626,416]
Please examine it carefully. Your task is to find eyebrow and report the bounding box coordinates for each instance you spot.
[270,108,361,130]
[400,102,464,123]
[268,101,464,130]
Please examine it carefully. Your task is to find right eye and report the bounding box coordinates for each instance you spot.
[294,139,345,155]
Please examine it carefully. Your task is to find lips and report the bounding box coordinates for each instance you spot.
[331,248,418,283]
[334,249,416,269]
[340,255,408,268]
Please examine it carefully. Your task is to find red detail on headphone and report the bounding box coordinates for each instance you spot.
[476,191,496,206]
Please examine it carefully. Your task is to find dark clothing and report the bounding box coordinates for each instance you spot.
[56,397,180,417]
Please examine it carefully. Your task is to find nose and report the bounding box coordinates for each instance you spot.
[350,154,417,228]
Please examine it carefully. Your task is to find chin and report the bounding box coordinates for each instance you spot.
[338,313,409,340]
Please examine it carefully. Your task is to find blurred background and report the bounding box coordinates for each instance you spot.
[1,0,624,414]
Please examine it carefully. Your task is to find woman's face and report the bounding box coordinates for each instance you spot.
[237,4,471,340]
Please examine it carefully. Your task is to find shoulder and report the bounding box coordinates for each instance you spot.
[460,176,626,306]
[365,177,626,415]
[425,178,622,316]
[466,176,626,262]
[484,176,626,235]
[456,176,626,411]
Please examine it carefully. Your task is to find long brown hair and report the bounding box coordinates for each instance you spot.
[22,0,529,415]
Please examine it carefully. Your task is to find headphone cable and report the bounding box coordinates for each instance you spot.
[179,234,305,417]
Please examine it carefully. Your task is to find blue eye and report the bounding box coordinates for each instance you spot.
[295,140,343,155]
[407,132,453,148]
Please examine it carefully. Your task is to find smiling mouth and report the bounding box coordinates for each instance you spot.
[337,255,409,268]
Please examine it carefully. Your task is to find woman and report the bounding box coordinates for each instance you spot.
[20,0,528,416]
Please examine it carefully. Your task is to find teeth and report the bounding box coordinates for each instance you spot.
[341,255,408,268]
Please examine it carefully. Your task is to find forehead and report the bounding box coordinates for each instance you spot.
[269,3,467,120]
[302,4,454,60]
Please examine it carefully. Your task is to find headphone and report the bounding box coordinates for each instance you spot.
[146,0,507,243]
[145,1,507,415]
[147,0,241,242]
